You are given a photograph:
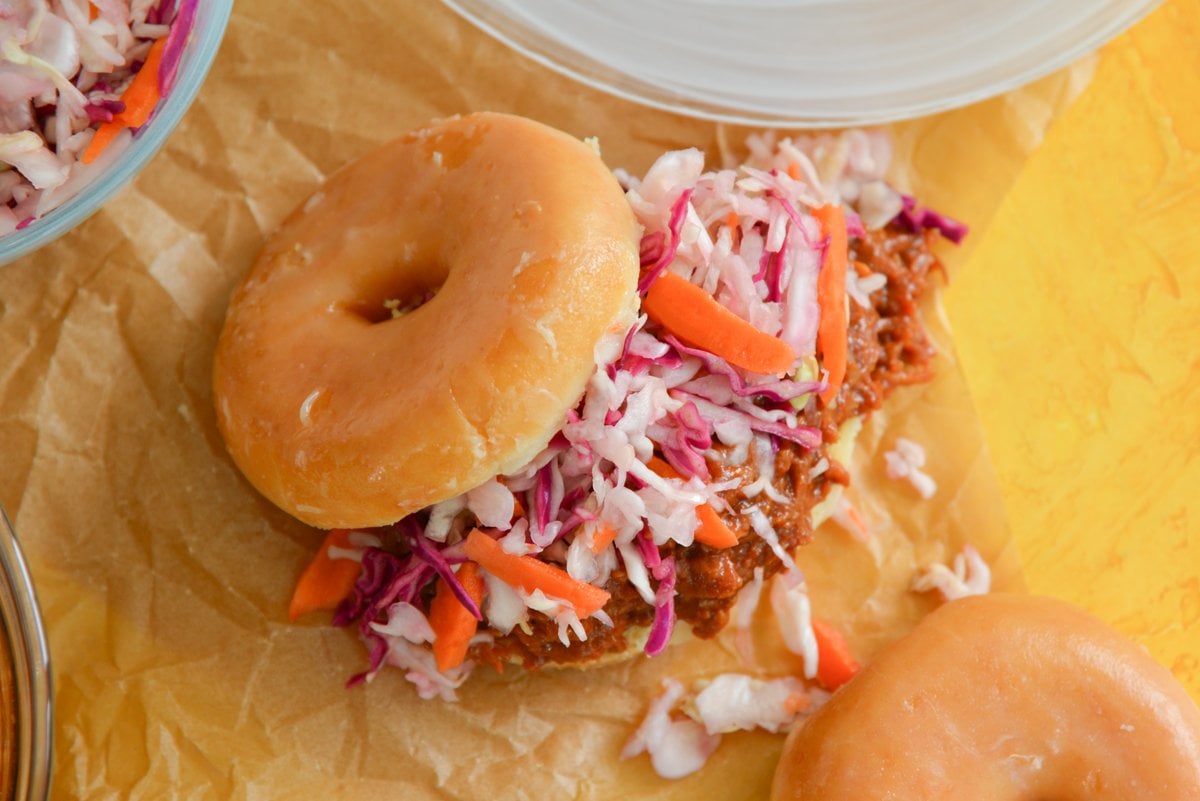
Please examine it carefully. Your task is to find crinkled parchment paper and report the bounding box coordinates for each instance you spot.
[0,2,1097,798]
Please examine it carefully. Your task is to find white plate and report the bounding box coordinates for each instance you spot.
[441,0,1159,127]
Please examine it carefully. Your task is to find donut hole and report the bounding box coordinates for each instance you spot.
[346,272,445,324]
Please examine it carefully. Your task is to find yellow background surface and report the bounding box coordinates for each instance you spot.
[947,0,1200,699]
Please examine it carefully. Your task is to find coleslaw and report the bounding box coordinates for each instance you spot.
[0,0,197,235]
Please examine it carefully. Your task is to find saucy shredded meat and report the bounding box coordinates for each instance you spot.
[477,225,943,668]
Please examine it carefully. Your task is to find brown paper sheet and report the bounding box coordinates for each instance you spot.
[0,2,1096,798]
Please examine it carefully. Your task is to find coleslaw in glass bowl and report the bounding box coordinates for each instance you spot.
[0,0,232,266]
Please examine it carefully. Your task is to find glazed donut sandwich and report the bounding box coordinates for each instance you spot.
[213,112,959,694]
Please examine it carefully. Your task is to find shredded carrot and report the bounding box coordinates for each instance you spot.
[646,455,681,478]
[813,204,849,406]
[646,457,738,549]
[81,121,124,165]
[80,37,167,165]
[811,617,860,691]
[590,524,618,554]
[463,528,610,616]
[642,271,796,375]
[512,495,526,519]
[695,504,739,549]
[115,37,167,128]
[725,211,743,247]
[288,529,362,622]
[853,260,872,278]
[429,563,485,672]
[786,161,802,181]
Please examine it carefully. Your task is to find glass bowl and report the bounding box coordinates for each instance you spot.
[0,0,235,266]
[0,508,51,801]
[441,0,1159,127]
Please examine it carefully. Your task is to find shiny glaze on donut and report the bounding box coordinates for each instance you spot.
[213,113,639,528]
[772,593,1200,800]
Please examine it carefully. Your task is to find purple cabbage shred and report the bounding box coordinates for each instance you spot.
[666,335,822,401]
[892,195,968,244]
[158,0,199,96]
[644,556,677,657]
[635,530,662,572]
[335,545,436,686]
[660,400,712,480]
[637,188,694,294]
[401,517,482,620]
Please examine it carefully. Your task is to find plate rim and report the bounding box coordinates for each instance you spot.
[440,0,1161,128]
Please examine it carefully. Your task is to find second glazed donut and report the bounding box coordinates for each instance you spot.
[771,593,1200,800]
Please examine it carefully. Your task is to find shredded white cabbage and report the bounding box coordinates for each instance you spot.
[621,679,721,780]
[770,571,819,680]
[693,674,809,734]
[625,670,829,779]
[884,436,938,499]
[730,566,765,667]
[369,602,435,644]
[912,544,992,601]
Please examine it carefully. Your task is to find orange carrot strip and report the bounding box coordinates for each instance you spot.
[694,504,739,549]
[590,524,618,554]
[80,38,168,165]
[786,161,802,181]
[643,271,796,375]
[81,122,124,165]
[646,455,680,478]
[288,529,362,622]
[429,563,485,672]
[463,529,610,616]
[813,204,848,406]
[113,37,167,129]
[646,457,738,549]
[725,211,743,247]
[811,617,860,691]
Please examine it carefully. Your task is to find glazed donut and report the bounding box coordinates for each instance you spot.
[213,113,640,529]
[772,593,1200,800]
